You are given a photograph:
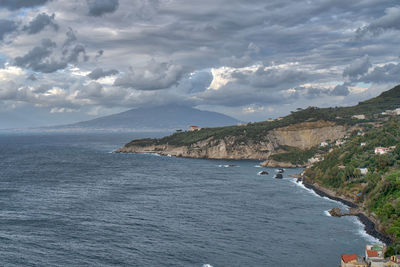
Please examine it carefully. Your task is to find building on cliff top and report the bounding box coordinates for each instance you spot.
[189,125,200,131]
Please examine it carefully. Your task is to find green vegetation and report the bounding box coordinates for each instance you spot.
[270,146,320,165]
[304,118,400,250]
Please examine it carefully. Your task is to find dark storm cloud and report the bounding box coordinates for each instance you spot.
[27,74,37,81]
[87,68,119,80]
[23,13,58,35]
[87,0,119,16]
[0,19,17,40]
[0,0,49,10]
[114,60,185,90]
[13,27,90,73]
[95,50,104,59]
[330,84,350,96]
[66,44,88,63]
[14,38,57,69]
[357,6,400,37]
[343,55,371,79]
[63,28,77,48]
[359,62,400,83]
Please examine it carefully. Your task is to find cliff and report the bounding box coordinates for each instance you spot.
[116,120,350,166]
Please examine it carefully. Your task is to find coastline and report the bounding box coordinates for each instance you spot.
[302,180,393,245]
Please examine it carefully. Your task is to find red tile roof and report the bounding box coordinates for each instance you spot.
[367,250,379,257]
[342,254,357,263]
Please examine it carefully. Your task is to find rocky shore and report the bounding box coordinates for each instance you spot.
[302,180,393,245]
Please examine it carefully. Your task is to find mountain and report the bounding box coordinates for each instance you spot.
[61,105,240,131]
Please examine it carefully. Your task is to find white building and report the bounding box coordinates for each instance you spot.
[320,141,329,147]
[352,114,366,120]
[375,147,390,155]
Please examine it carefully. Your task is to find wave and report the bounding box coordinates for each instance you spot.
[202,265,213,267]
[351,217,382,244]
[290,179,345,205]
[217,164,238,168]
[289,179,320,198]
[254,165,262,168]
[324,210,331,217]
[142,153,161,156]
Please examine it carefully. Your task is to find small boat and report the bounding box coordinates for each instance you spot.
[278,168,284,173]
[274,173,283,179]
[258,171,269,175]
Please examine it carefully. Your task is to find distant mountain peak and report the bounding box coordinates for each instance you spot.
[59,105,240,131]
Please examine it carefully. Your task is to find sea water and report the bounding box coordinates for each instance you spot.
[0,133,378,266]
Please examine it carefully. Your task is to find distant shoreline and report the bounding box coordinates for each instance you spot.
[302,180,392,245]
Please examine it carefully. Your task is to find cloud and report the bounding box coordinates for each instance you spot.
[343,55,371,80]
[357,6,400,37]
[87,67,118,80]
[330,84,350,96]
[23,13,59,35]
[27,74,37,81]
[87,0,119,16]
[114,60,185,90]
[0,0,50,10]
[0,19,17,41]
[14,38,68,73]
[359,62,400,84]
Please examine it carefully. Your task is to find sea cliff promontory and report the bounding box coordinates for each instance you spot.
[116,120,350,167]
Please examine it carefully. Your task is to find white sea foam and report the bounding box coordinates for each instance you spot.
[217,164,238,168]
[324,210,331,217]
[142,153,161,156]
[290,179,346,205]
[351,217,381,244]
[289,179,320,198]
[202,265,213,267]
[254,165,262,168]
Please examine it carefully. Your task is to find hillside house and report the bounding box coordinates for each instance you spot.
[386,108,400,116]
[352,114,366,120]
[359,168,368,175]
[341,254,367,267]
[360,142,366,147]
[375,147,390,155]
[189,125,200,131]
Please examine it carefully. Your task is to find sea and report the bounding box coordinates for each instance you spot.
[0,133,380,267]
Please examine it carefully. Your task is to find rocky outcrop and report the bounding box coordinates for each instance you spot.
[268,121,347,150]
[116,120,351,165]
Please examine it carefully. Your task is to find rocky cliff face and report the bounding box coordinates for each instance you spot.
[116,120,350,166]
[268,121,347,150]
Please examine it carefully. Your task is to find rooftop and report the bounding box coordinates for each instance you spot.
[342,254,357,263]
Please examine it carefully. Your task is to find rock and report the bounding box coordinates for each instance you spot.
[329,208,342,217]
[258,171,269,175]
[274,173,283,179]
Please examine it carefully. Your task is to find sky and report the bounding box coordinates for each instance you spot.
[1,0,400,128]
